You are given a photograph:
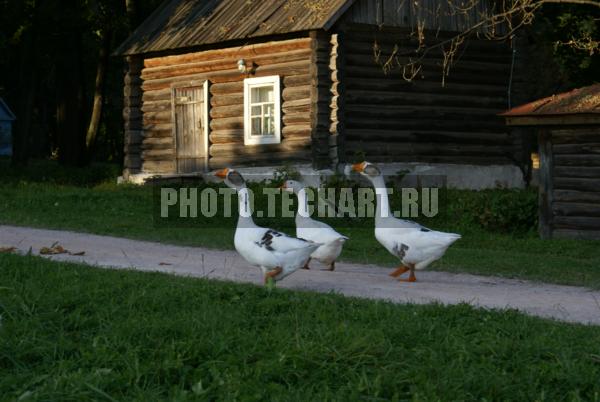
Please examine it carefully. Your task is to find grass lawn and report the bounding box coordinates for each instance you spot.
[1,253,600,401]
[1,158,600,289]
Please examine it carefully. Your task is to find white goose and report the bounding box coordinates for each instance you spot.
[351,162,461,282]
[214,168,320,285]
[281,180,349,271]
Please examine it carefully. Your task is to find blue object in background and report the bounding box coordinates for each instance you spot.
[0,97,16,156]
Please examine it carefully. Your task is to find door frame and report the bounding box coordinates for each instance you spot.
[170,80,210,172]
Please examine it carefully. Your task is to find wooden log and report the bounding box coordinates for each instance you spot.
[346,141,512,156]
[210,81,244,95]
[550,129,600,144]
[554,177,600,193]
[553,202,600,217]
[284,74,311,87]
[210,104,244,119]
[211,94,243,107]
[554,190,600,203]
[142,88,171,102]
[210,116,244,131]
[345,88,506,108]
[142,160,176,173]
[142,60,310,92]
[552,229,600,240]
[345,64,509,86]
[282,85,311,102]
[282,125,312,138]
[142,48,312,81]
[141,148,175,159]
[208,150,311,169]
[553,143,600,154]
[345,103,504,119]
[554,154,600,167]
[346,117,506,132]
[209,137,311,156]
[141,137,174,150]
[144,38,312,68]
[282,113,310,125]
[345,77,507,97]
[143,123,172,132]
[209,129,244,144]
[553,166,600,179]
[143,110,171,124]
[345,129,510,143]
[141,100,171,113]
[343,151,511,165]
[553,216,600,230]
[282,98,311,114]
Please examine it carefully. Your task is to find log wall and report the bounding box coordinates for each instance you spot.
[123,56,143,176]
[340,24,520,165]
[138,37,316,173]
[543,127,600,240]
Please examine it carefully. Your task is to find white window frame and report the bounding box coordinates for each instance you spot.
[243,75,281,145]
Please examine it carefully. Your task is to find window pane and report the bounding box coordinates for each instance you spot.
[251,106,261,116]
[251,85,273,103]
[251,117,261,136]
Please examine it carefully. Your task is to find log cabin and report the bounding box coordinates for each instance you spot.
[501,84,600,240]
[115,0,525,184]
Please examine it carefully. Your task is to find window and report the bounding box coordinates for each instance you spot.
[244,76,281,145]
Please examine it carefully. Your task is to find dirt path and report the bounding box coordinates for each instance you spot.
[2,225,599,325]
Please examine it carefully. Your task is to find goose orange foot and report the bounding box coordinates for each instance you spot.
[264,267,283,284]
[389,266,409,277]
[398,270,417,282]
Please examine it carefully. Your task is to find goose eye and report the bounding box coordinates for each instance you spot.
[228,171,245,186]
[364,165,381,177]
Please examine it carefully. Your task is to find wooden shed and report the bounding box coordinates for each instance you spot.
[501,84,600,240]
[115,0,522,178]
[0,97,16,156]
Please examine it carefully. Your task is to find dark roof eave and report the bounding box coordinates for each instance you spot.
[502,113,600,127]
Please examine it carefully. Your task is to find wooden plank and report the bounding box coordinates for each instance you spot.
[553,216,600,230]
[554,177,600,192]
[504,115,600,127]
[345,129,510,143]
[554,190,600,203]
[208,150,312,169]
[554,154,600,167]
[552,229,600,240]
[553,166,600,178]
[345,89,506,108]
[553,143,600,154]
[553,202,600,217]
[538,129,554,239]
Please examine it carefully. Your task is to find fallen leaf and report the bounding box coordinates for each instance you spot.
[70,251,85,256]
[39,243,68,255]
[0,247,16,253]
[159,262,172,266]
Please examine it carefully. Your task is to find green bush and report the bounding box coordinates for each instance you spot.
[445,189,538,234]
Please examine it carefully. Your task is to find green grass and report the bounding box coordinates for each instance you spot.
[1,158,600,289]
[1,254,600,401]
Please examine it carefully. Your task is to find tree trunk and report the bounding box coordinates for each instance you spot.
[126,0,137,30]
[56,27,85,166]
[85,29,112,152]
[11,24,37,166]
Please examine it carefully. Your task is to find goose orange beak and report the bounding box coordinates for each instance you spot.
[214,168,229,179]
[351,162,367,172]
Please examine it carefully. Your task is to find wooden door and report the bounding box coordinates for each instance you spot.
[174,85,207,173]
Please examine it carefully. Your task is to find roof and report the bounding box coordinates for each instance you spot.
[500,84,600,126]
[115,0,354,56]
[0,97,16,121]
